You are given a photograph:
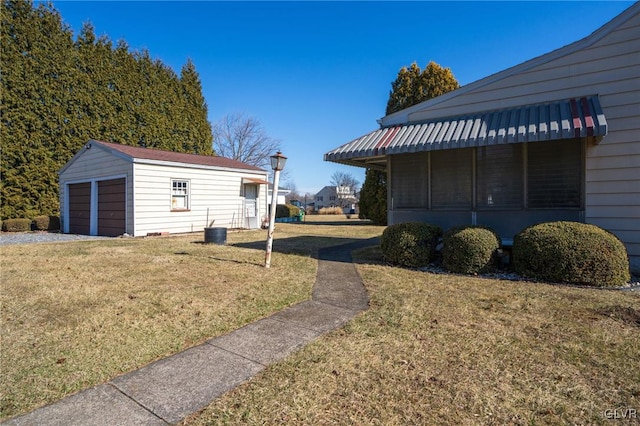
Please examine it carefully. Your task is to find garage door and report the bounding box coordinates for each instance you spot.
[98,178,126,236]
[68,182,91,235]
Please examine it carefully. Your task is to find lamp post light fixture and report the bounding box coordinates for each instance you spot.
[265,151,287,268]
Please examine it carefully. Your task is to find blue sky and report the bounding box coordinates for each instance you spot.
[50,1,634,195]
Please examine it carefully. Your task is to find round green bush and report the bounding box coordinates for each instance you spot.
[442,225,501,274]
[380,222,442,267]
[513,221,630,287]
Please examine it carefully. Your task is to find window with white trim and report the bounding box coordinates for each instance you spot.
[171,179,190,211]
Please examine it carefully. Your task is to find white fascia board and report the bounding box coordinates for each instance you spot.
[90,139,134,163]
[131,158,268,176]
[59,139,133,174]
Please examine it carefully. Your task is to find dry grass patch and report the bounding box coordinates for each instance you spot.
[0,224,383,420]
[185,247,640,425]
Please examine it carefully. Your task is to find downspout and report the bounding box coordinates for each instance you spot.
[89,180,98,235]
[130,167,135,236]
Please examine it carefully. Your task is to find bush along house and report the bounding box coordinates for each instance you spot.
[324,3,640,273]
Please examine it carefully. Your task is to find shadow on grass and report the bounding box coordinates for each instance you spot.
[206,256,263,267]
[230,235,380,263]
[296,219,374,226]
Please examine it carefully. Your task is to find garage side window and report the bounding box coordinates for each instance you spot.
[171,179,190,211]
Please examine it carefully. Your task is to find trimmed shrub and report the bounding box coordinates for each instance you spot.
[380,222,442,267]
[2,218,32,232]
[318,206,343,215]
[276,204,300,218]
[513,221,630,287]
[33,215,61,231]
[442,225,501,274]
[49,215,61,231]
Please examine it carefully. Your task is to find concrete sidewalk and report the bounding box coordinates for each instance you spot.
[4,238,378,426]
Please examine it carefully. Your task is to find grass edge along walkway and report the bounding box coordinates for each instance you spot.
[3,238,378,426]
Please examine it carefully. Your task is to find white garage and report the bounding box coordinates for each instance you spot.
[59,140,269,237]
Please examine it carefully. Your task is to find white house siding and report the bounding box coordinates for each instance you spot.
[132,162,267,236]
[381,6,640,272]
[59,145,133,234]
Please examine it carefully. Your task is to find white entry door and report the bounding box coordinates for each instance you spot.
[244,184,258,229]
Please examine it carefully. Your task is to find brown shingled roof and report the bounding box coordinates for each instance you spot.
[92,140,265,172]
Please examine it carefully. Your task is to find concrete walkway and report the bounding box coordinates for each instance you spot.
[4,238,378,426]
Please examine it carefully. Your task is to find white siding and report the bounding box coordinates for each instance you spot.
[59,145,133,234]
[132,163,268,236]
[382,6,640,271]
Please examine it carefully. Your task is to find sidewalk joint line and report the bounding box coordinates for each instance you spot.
[106,382,170,425]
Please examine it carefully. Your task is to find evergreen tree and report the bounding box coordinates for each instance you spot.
[360,60,459,224]
[385,61,459,115]
[179,59,213,155]
[1,0,76,218]
[358,169,387,225]
[0,0,214,219]
[385,62,422,116]
[72,23,120,144]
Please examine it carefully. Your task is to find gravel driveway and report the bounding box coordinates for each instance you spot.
[0,232,111,245]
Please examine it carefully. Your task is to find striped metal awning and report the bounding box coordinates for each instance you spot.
[325,96,607,169]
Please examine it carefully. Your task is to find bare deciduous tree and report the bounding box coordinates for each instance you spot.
[212,112,281,169]
[330,171,360,193]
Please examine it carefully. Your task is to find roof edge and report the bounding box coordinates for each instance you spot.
[91,139,135,162]
[380,2,640,127]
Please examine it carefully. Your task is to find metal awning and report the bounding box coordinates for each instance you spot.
[242,177,270,185]
[324,96,607,169]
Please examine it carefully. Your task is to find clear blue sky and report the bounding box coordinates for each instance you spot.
[50,1,634,195]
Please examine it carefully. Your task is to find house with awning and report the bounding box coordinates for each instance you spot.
[325,3,640,272]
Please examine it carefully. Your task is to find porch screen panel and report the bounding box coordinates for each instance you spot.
[431,148,472,210]
[527,139,582,208]
[391,152,428,208]
[476,144,523,209]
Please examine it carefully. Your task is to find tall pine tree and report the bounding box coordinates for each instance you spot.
[0,0,214,219]
[179,59,213,155]
[1,0,77,218]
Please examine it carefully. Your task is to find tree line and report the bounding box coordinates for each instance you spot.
[1,0,213,219]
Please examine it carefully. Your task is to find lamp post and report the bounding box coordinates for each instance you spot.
[265,151,287,268]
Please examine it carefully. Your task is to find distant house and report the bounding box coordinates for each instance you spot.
[59,140,269,237]
[325,3,640,272]
[314,186,358,210]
